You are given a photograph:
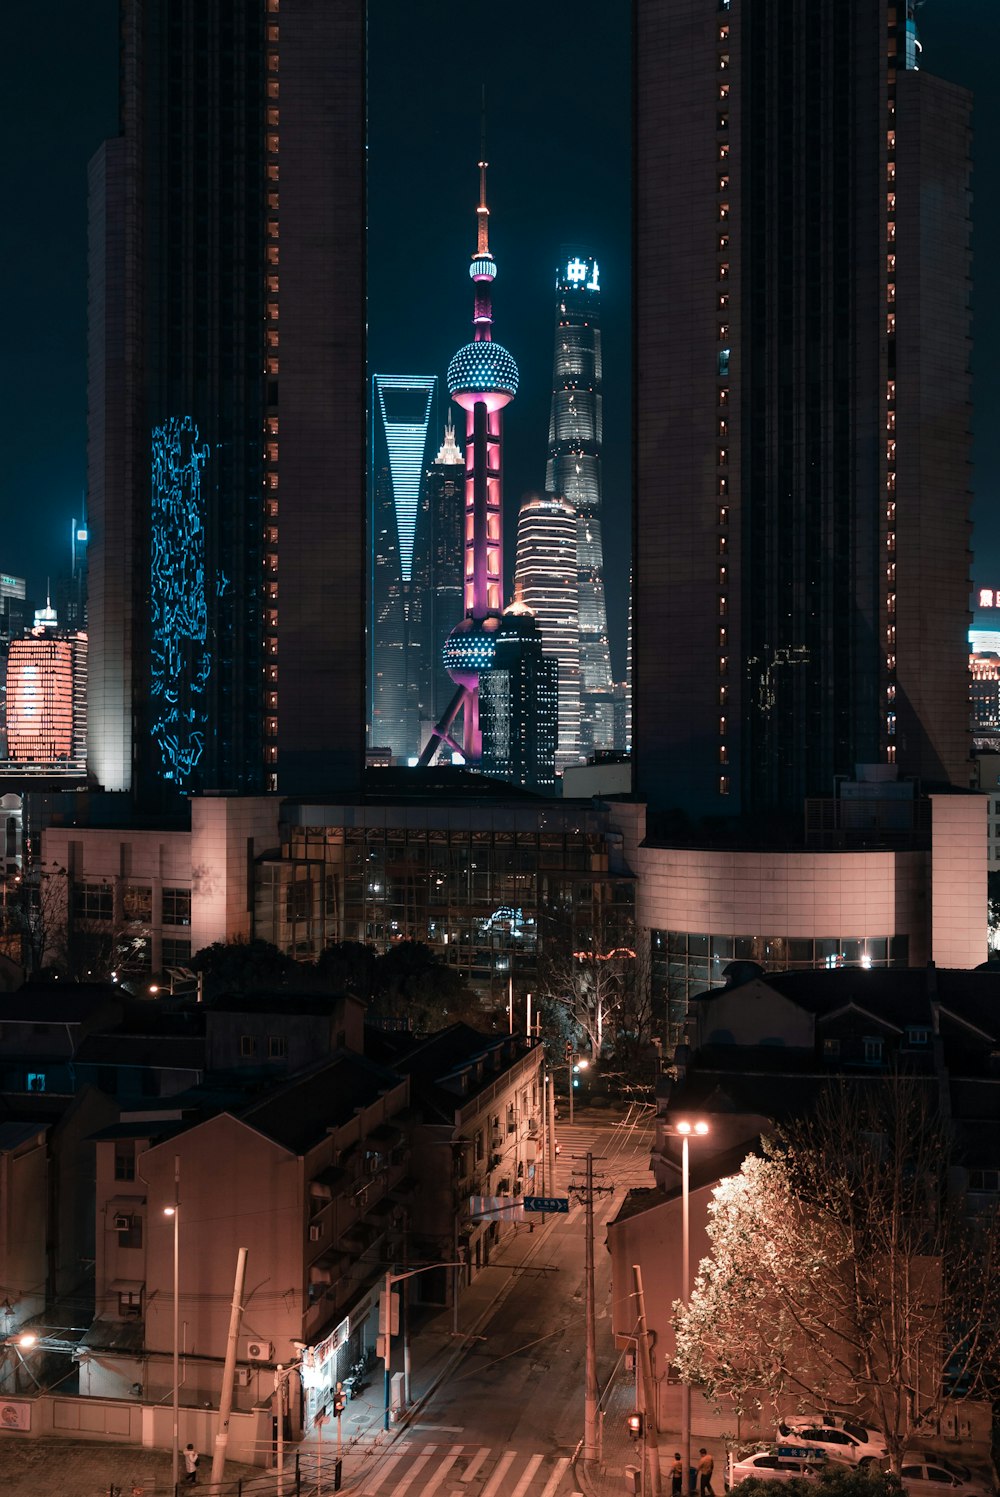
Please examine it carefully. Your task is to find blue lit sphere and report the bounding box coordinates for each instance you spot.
[443,616,501,689]
[447,342,519,401]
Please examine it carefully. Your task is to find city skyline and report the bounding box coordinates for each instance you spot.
[4,3,996,702]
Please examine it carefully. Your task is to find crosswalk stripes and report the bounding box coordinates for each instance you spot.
[358,1441,575,1497]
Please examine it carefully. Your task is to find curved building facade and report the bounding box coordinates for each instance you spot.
[514,492,580,771]
[546,253,615,756]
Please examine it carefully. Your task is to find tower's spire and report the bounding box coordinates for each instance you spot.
[476,86,490,258]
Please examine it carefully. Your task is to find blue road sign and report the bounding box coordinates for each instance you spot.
[523,1195,570,1213]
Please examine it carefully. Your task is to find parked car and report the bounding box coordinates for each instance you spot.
[775,1424,879,1466]
[779,1415,888,1464]
[729,1446,831,1488]
[900,1457,993,1497]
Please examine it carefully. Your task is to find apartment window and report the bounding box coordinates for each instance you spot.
[717,233,730,251]
[719,746,728,765]
[117,1215,143,1249]
[719,686,728,707]
[162,938,192,966]
[719,776,730,795]
[118,1290,143,1318]
[268,1035,288,1059]
[863,1036,884,1065]
[162,888,191,926]
[74,882,114,922]
[719,716,727,734]
[717,113,729,131]
[823,1037,840,1059]
[474,1130,484,1164]
[718,53,730,70]
[905,1027,930,1047]
[718,142,729,160]
[718,83,730,101]
[717,174,729,192]
[718,505,729,525]
[124,884,152,923]
[718,202,730,221]
[718,262,729,281]
[240,1035,256,1058]
[115,1141,136,1181]
[718,348,730,377]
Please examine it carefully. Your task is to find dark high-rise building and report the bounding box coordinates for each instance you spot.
[87,0,365,803]
[635,0,973,820]
[480,605,558,794]
[546,252,615,758]
[424,417,466,730]
[369,375,437,761]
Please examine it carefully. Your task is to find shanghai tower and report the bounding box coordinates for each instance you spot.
[546,253,615,757]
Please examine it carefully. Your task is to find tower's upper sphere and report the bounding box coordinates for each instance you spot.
[447,342,519,407]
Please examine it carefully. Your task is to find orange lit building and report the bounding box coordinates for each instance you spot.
[6,633,87,768]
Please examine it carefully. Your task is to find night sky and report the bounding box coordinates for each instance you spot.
[4,3,996,678]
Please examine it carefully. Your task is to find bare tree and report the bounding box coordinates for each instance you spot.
[674,1080,1000,1471]
[537,944,632,1058]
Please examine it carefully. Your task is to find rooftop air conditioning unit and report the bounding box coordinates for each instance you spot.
[113,1214,131,1230]
[246,1339,272,1362]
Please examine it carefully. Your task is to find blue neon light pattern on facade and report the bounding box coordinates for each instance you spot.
[374,376,436,584]
[150,416,212,784]
[447,342,519,398]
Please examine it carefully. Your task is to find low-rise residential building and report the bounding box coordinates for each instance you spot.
[83,1051,410,1437]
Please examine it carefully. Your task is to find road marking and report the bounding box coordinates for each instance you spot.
[540,1457,571,1497]
[509,1452,544,1497]
[389,1449,435,1496]
[480,1448,517,1497]
[460,1446,490,1483]
[360,1448,405,1495]
[361,1446,435,1496]
[418,1446,464,1496]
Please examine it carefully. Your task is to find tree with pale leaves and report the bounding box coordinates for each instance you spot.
[673,1081,1000,1473]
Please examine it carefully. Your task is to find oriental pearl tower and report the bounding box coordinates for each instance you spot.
[419,156,519,766]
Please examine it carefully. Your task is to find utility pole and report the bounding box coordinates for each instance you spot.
[569,1151,613,1464]
[211,1247,248,1488]
[633,1263,662,1497]
[546,1070,557,1190]
[584,1151,599,1460]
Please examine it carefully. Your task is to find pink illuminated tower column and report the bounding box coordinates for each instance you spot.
[420,159,519,766]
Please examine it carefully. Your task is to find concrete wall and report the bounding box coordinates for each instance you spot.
[930,794,987,968]
[189,796,281,954]
[0,1392,269,1464]
[634,842,929,963]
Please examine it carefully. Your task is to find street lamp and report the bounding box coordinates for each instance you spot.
[674,1119,709,1493]
[163,1154,181,1490]
[380,1263,464,1430]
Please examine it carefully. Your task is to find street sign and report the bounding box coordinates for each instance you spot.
[523,1195,570,1213]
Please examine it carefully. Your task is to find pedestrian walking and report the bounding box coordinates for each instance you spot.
[671,1451,684,1496]
[698,1448,715,1497]
[183,1443,199,1485]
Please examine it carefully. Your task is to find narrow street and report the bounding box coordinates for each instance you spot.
[348,1105,655,1496]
